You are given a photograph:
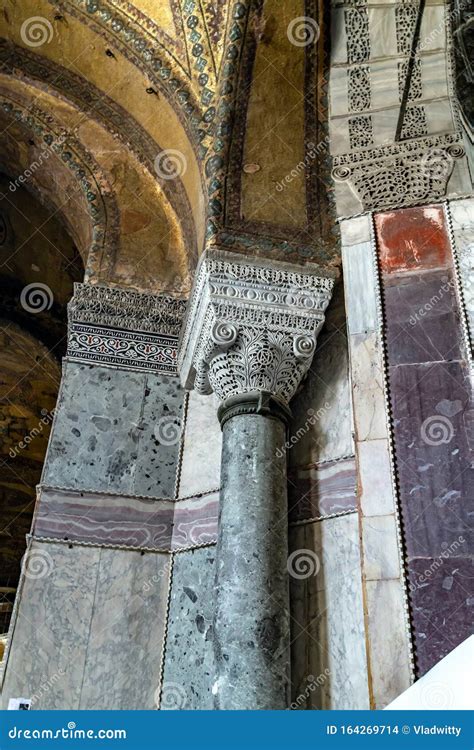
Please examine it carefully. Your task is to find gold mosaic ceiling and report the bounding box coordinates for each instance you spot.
[0,0,336,293]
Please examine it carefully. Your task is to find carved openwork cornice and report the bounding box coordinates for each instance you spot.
[67,283,187,374]
[332,132,467,214]
[178,251,335,406]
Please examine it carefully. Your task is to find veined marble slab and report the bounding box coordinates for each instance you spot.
[162,547,216,709]
[1,541,99,709]
[34,488,219,551]
[178,392,222,498]
[342,242,379,335]
[79,548,170,709]
[289,515,369,710]
[288,456,357,521]
[349,332,388,442]
[42,363,184,499]
[449,198,474,344]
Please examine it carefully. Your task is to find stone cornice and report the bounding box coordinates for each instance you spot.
[178,250,335,405]
[68,283,186,336]
[66,283,187,374]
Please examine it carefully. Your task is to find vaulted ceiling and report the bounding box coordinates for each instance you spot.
[0,0,337,295]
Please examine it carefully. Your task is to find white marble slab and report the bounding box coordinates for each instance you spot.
[350,333,388,442]
[362,514,401,580]
[1,542,99,710]
[289,515,369,709]
[178,392,222,498]
[342,244,379,335]
[358,439,395,516]
[365,579,412,708]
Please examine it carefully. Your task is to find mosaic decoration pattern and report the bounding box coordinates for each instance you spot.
[0,41,199,263]
[67,324,179,374]
[0,96,119,279]
[375,205,474,676]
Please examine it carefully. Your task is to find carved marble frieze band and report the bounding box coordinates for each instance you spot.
[332,133,466,214]
[66,283,186,374]
[178,251,335,406]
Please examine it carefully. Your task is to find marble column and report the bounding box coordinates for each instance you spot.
[178,250,334,709]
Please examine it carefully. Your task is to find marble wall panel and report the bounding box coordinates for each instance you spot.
[407,555,474,675]
[162,547,216,710]
[289,515,369,710]
[178,392,222,498]
[349,333,387,442]
[1,541,99,710]
[34,488,219,552]
[133,374,184,499]
[375,205,450,274]
[290,284,353,467]
[42,363,183,499]
[365,579,412,708]
[79,548,170,709]
[362,515,401,580]
[341,242,379,335]
[34,488,174,549]
[358,439,395,516]
[288,457,357,522]
[171,493,219,550]
[383,269,463,365]
[389,361,473,558]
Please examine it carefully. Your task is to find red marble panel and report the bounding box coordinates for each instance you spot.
[375,205,451,274]
[288,456,357,521]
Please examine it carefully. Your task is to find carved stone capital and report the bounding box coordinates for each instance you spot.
[178,250,335,407]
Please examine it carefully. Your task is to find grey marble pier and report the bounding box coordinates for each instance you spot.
[213,410,290,710]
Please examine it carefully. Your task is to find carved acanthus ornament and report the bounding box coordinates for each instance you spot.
[178,251,335,407]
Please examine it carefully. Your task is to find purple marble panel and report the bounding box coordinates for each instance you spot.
[408,556,474,676]
[383,269,463,365]
[34,488,174,549]
[389,361,474,558]
[288,456,357,521]
[171,493,219,550]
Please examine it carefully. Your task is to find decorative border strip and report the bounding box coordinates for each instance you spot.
[25,533,217,556]
[289,507,357,527]
[67,323,179,374]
